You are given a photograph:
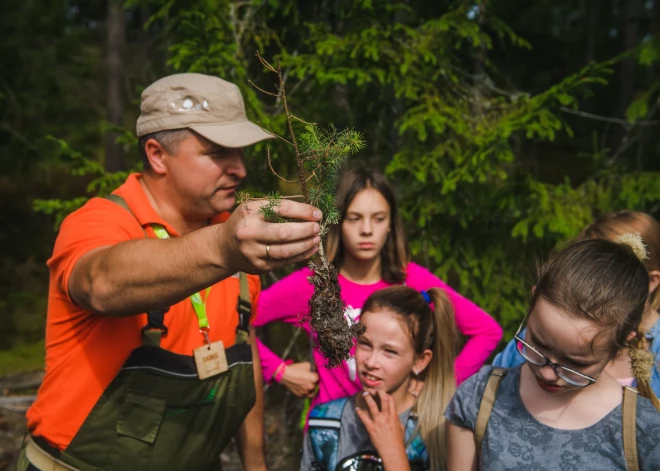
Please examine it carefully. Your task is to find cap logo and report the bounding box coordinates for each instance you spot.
[168,96,210,113]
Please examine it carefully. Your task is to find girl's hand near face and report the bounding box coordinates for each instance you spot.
[356,390,411,471]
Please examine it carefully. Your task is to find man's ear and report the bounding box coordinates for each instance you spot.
[144,138,168,175]
[531,285,536,296]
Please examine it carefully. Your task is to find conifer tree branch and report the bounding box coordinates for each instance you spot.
[291,115,316,126]
[247,51,366,367]
[275,56,309,202]
[267,147,298,183]
[248,79,279,98]
[255,50,277,73]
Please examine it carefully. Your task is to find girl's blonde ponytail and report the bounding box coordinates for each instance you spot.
[416,288,458,471]
[629,333,660,411]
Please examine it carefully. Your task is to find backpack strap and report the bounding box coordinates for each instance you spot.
[474,367,507,454]
[235,272,251,344]
[404,411,429,464]
[307,397,349,471]
[622,386,639,471]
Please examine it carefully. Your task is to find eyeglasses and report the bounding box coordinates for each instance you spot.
[514,317,598,388]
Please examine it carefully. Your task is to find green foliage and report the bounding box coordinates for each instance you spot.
[260,192,288,223]
[33,137,139,229]
[271,1,660,337]
[5,0,659,355]
[300,125,365,229]
[0,340,45,376]
[626,34,660,124]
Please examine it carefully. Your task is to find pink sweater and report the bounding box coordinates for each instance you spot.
[254,262,503,409]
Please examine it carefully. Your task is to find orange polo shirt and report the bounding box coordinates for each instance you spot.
[26,173,260,450]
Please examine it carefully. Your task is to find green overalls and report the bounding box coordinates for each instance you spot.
[18,195,256,471]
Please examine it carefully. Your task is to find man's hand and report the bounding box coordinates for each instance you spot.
[216,199,322,274]
[356,391,411,471]
[280,362,319,398]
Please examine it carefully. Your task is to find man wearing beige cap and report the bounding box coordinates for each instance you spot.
[18,73,320,471]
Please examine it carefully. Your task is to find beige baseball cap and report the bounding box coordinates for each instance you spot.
[136,73,273,148]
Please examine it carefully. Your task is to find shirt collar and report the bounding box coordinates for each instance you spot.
[116,173,230,236]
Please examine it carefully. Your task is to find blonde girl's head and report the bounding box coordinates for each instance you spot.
[580,211,660,309]
[359,286,458,471]
[579,212,660,409]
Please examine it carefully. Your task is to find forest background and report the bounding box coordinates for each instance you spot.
[1,0,660,467]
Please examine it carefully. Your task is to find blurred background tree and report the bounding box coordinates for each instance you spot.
[4,0,658,346]
[2,0,660,467]
[1,0,659,398]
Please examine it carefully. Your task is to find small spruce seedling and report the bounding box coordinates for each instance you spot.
[247,52,365,367]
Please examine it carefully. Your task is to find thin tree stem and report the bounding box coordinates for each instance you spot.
[275,56,309,202]
[267,147,298,183]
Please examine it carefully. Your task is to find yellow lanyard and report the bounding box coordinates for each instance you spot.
[152,224,211,343]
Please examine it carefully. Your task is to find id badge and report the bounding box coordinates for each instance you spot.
[193,341,228,380]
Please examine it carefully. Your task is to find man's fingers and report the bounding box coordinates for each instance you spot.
[271,221,321,244]
[263,237,321,261]
[242,199,322,224]
[274,199,322,222]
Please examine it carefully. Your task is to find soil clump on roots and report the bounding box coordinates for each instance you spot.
[307,260,365,368]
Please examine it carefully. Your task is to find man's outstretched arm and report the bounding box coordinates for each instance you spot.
[69,200,321,316]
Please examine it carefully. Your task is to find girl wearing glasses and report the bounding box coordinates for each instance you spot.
[301,286,458,471]
[445,235,660,471]
[493,211,660,404]
[254,168,502,415]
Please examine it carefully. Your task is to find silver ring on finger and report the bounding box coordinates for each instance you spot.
[266,244,272,260]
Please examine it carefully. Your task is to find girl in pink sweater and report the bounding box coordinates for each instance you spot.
[254,168,502,414]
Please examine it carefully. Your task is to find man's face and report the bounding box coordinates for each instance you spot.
[163,133,247,217]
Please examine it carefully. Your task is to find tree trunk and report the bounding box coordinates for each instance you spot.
[585,0,602,63]
[618,0,642,118]
[105,0,126,172]
[650,0,660,82]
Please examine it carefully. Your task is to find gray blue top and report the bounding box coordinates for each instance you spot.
[300,395,428,471]
[445,365,660,471]
[492,318,660,397]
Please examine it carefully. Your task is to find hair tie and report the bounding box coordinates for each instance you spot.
[421,290,432,305]
[615,232,649,261]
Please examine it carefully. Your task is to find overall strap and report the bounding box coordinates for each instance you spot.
[105,194,148,237]
[474,367,507,454]
[235,272,251,344]
[622,386,639,471]
[104,194,168,346]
